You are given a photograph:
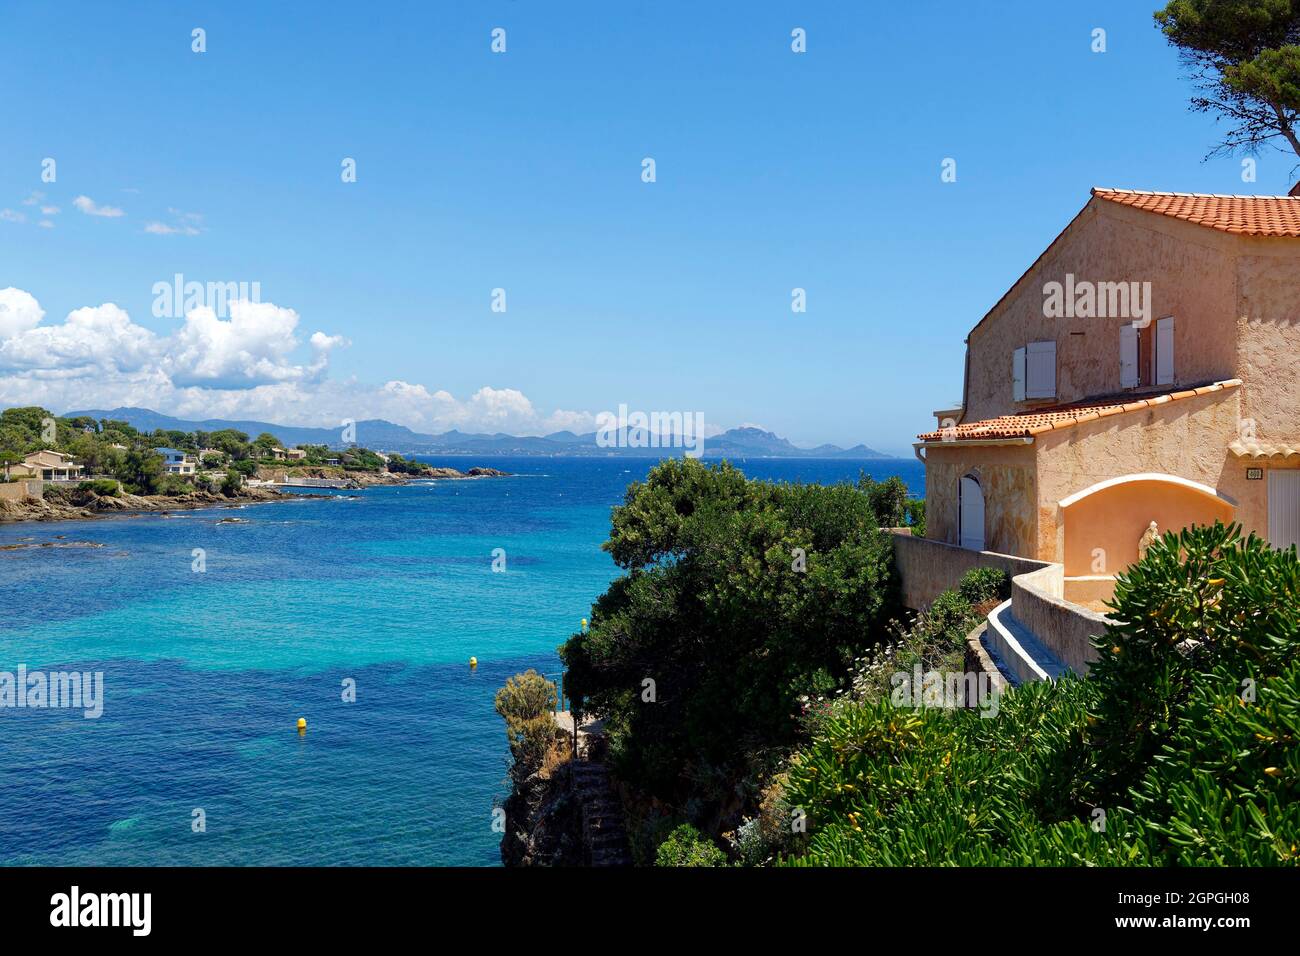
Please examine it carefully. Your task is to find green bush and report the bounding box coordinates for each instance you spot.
[655,824,729,867]
[904,498,926,537]
[779,522,1300,866]
[560,458,897,811]
[495,670,560,782]
[958,566,1010,607]
[77,479,120,497]
[41,484,71,502]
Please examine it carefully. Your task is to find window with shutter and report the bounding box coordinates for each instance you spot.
[1155,316,1175,385]
[1012,347,1026,401]
[1120,324,1139,388]
[1025,340,1056,399]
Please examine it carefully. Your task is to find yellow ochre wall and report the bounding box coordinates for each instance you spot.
[963,199,1243,424]
[921,442,1037,558]
[1059,478,1235,577]
[928,194,1300,567]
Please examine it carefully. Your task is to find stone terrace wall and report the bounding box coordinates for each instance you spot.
[889,530,1048,610]
[1011,565,1107,675]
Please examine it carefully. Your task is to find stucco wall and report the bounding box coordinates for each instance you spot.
[963,200,1241,424]
[921,442,1036,556]
[0,483,28,502]
[1035,388,1244,560]
[890,530,1047,610]
[1235,245,1300,446]
[1060,477,1234,576]
[1012,565,1107,674]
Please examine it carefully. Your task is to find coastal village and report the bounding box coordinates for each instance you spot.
[0,407,506,522]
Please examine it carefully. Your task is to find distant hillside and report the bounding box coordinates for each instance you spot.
[63,407,898,459]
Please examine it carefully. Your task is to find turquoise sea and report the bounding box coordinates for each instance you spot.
[0,456,922,866]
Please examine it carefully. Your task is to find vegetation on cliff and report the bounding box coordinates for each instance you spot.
[557,458,910,853]
[779,522,1299,866]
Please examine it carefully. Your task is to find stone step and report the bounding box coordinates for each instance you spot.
[984,600,1070,685]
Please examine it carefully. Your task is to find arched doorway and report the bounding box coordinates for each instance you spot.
[959,474,985,551]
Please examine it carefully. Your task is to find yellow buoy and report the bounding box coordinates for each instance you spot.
[296,717,307,732]
[469,656,478,668]
[580,618,588,631]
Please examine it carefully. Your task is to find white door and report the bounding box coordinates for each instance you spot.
[1268,470,1300,551]
[959,476,985,551]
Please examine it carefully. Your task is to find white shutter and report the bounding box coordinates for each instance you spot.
[1120,324,1139,388]
[1156,316,1175,385]
[1012,347,1026,401]
[1268,470,1300,551]
[1025,340,1056,399]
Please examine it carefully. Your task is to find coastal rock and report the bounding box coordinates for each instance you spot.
[500,762,584,867]
[465,467,510,478]
[0,486,303,524]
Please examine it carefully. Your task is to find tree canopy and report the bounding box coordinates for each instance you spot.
[1155,0,1300,160]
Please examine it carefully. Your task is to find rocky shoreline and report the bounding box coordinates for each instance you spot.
[0,486,310,524]
[0,466,512,524]
[255,465,511,488]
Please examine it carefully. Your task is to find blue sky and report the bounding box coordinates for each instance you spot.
[0,1,1292,455]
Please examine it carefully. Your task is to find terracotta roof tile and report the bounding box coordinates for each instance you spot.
[1229,439,1300,459]
[1092,188,1300,237]
[917,379,1241,443]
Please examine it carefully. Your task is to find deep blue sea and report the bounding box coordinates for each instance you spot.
[0,456,922,866]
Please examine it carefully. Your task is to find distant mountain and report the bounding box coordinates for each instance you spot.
[63,407,898,459]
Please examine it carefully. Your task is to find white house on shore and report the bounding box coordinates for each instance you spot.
[156,447,197,475]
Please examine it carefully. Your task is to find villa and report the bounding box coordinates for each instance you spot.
[908,187,1300,678]
[6,450,85,482]
[156,447,197,475]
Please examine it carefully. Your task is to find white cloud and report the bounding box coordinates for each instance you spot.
[40,205,59,215]
[21,191,44,206]
[0,288,45,338]
[73,195,125,218]
[0,303,158,373]
[38,220,55,229]
[144,220,200,236]
[0,209,26,223]
[0,288,606,437]
[164,300,327,389]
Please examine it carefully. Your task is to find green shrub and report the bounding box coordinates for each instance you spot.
[655,824,729,867]
[779,521,1300,867]
[904,498,926,537]
[77,479,120,497]
[561,458,897,811]
[926,589,975,642]
[958,566,1010,606]
[495,670,560,782]
[859,474,909,528]
[42,484,71,502]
